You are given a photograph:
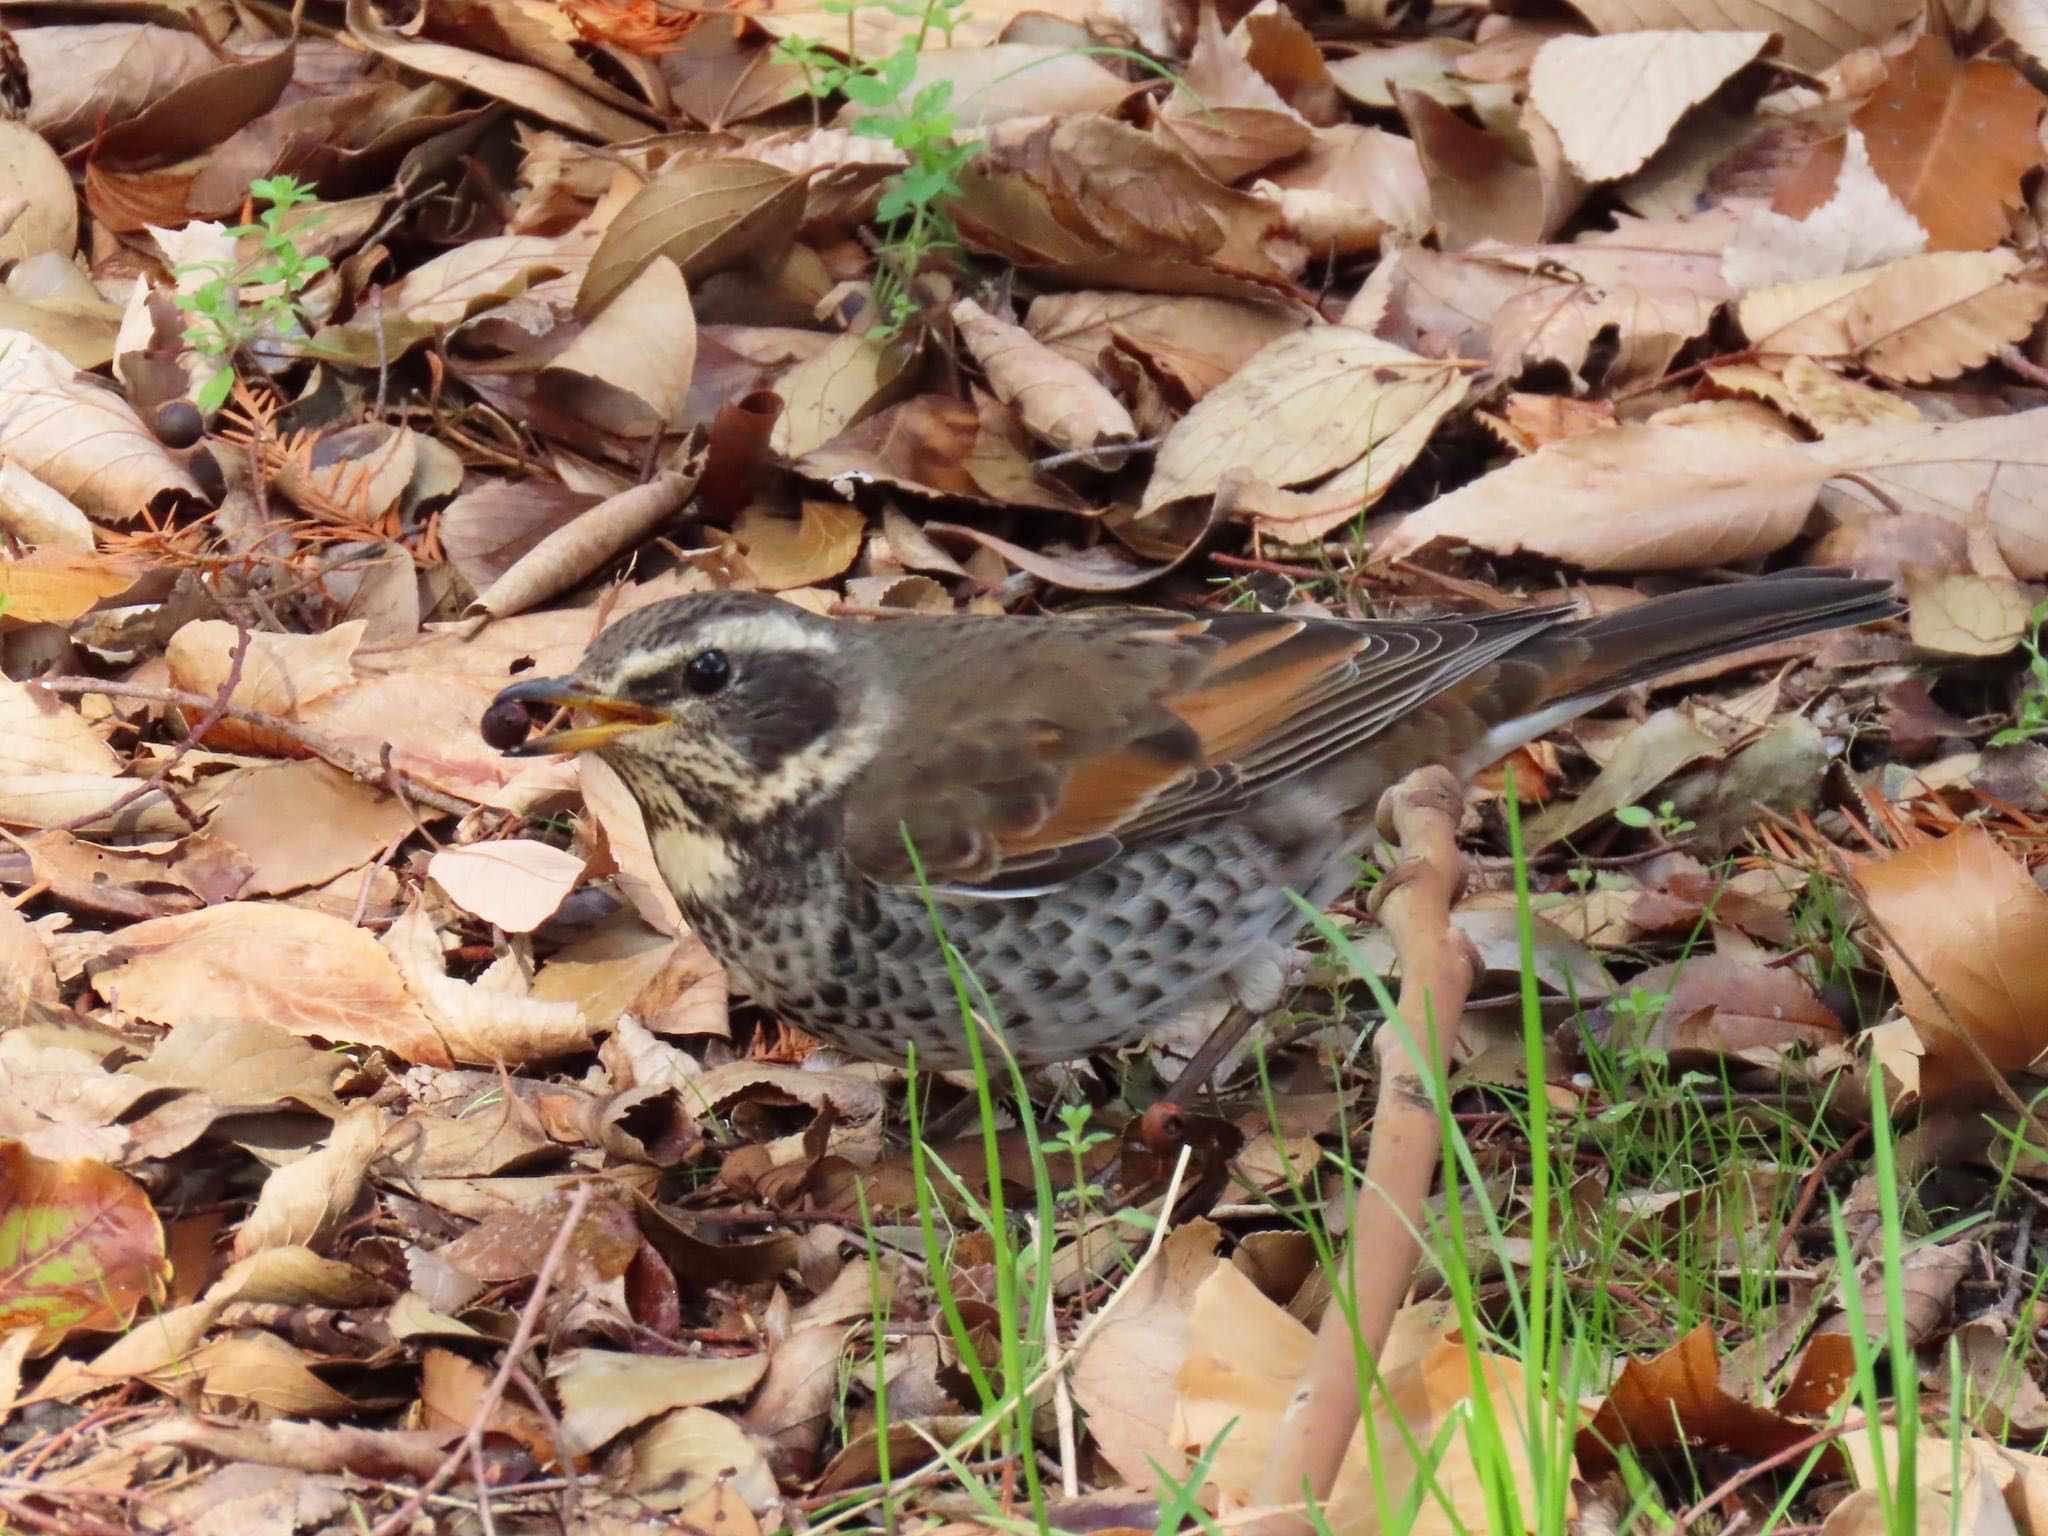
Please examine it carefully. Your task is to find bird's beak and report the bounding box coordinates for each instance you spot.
[491,676,667,756]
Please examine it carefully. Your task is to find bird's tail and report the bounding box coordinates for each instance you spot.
[1537,570,1902,702]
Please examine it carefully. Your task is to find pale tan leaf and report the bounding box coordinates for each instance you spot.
[198,761,415,897]
[1526,708,1726,849]
[951,297,1135,462]
[550,1348,769,1455]
[1025,291,1309,403]
[428,840,586,934]
[872,43,1134,127]
[166,620,364,751]
[581,757,683,936]
[1738,250,2048,384]
[0,904,60,1030]
[1068,1220,1224,1489]
[629,1407,780,1513]
[0,772,189,836]
[389,235,584,330]
[1530,31,1770,183]
[1253,125,1432,255]
[1811,407,2048,577]
[0,124,76,266]
[1906,573,2032,657]
[1995,0,2048,67]
[543,256,696,433]
[1707,357,1923,437]
[0,329,199,520]
[468,469,698,620]
[232,1105,385,1262]
[1560,0,1922,73]
[1378,421,1827,571]
[578,159,804,317]
[383,905,591,1065]
[1856,826,2048,1101]
[770,331,919,460]
[1491,279,1716,389]
[90,904,450,1066]
[0,461,94,552]
[1721,130,1926,293]
[1141,328,1467,516]
[0,680,119,776]
[729,502,866,591]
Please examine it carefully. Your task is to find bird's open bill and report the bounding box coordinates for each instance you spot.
[491,676,665,756]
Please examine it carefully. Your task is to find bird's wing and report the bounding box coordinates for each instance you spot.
[840,605,1574,893]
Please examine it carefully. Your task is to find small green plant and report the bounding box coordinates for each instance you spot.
[1991,599,2048,746]
[175,175,329,414]
[1614,798,1696,841]
[777,0,976,332]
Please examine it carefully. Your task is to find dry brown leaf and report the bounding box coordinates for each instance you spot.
[1492,277,1716,389]
[1253,125,1432,257]
[1400,89,1564,248]
[1560,0,1921,74]
[578,159,804,318]
[950,297,1135,463]
[17,24,222,149]
[0,905,60,1030]
[1773,36,2047,253]
[0,680,120,776]
[729,501,866,591]
[542,256,697,435]
[1721,130,1926,294]
[1811,407,2048,578]
[1067,1220,1223,1488]
[91,903,450,1066]
[580,756,684,936]
[0,329,200,520]
[1378,421,1827,572]
[1738,250,2048,384]
[0,548,148,622]
[344,0,651,142]
[1854,826,2048,1102]
[204,761,417,897]
[550,1347,769,1455]
[382,905,591,1065]
[771,331,920,460]
[166,619,364,752]
[468,468,698,620]
[1141,327,1466,518]
[428,840,586,933]
[231,1105,385,1262]
[0,123,77,267]
[1525,707,1726,848]
[1906,573,2032,657]
[1530,31,1770,184]
[1025,290,1309,403]
[1707,357,1923,437]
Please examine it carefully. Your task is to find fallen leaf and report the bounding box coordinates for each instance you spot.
[951,296,1135,463]
[429,839,586,933]
[551,1347,769,1454]
[1854,827,2048,1102]
[578,158,804,317]
[729,501,866,591]
[1906,573,2032,657]
[1558,0,1922,74]
[0,1140,169,1354]
[91,903,451,1067]
[1530,31,1770,184]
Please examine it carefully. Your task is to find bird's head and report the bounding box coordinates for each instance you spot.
[489,591,890,825]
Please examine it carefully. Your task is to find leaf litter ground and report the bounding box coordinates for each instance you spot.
[3,2,2048,1533]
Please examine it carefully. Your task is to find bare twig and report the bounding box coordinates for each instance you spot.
[1248,765,1476,1534]
[58,627,253,835]
[31,675,475,820]
[368,1182,595,1536]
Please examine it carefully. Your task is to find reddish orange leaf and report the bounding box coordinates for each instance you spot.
[0,1141,169,1355]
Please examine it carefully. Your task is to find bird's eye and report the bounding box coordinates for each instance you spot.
[683,648,731,695]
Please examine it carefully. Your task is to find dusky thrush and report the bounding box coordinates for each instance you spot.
[491,575,1898,1070]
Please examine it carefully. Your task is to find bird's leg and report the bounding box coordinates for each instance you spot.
[1154,1005,1260,1107]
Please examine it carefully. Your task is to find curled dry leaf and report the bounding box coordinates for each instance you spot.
[89,903,451,1067]
[577,158,805,318]
[468,467,699,620]
[383,905,591,1065]
[0,1140,168,1354]
[231,1104,385,1263]
[1141,327,1466,519]
[950,297,1135,464]
[728,501,866,591]
[1378,421,1827,573]
[1854,825,2048,1103]
[1530,31,1771,184]
[428,839,586,933]
[1738,250,2048,385]
[1559,0,1920,75]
